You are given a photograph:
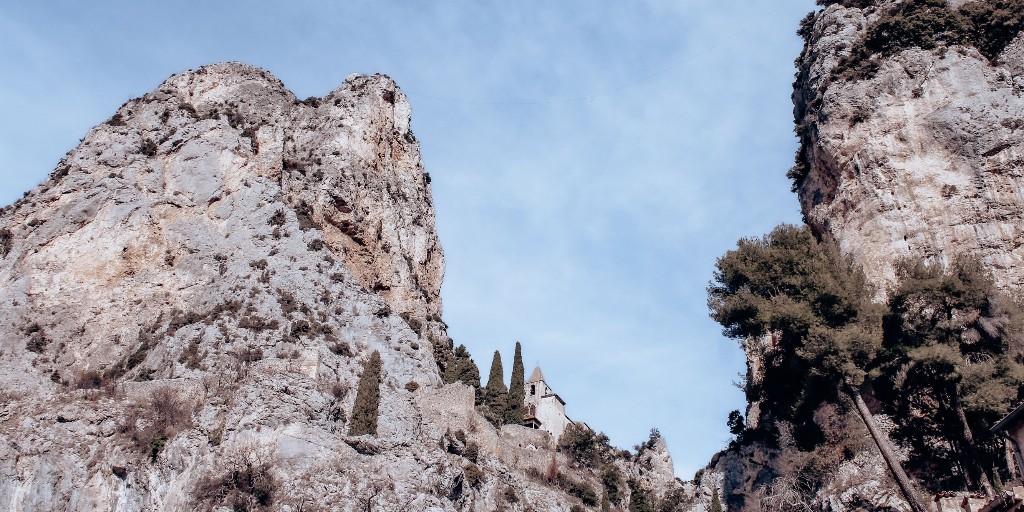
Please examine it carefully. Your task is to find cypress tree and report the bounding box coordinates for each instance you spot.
[348,350,383,436]
[444,345,481,389]
[435,339,457,384]
[483,350,508,424]
[505,341,525,424]
[709,486,723,512]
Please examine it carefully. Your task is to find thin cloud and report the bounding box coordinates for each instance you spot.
[0,0,817,477]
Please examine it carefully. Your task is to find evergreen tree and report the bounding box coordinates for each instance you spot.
[348,350,383,436]
[435,338,457,384]
[443,344,481,390]
[483,350,508,425]
[708,224,924,512]
[505,341,526,424]
[708,487,722,512]
[877,257,1024,494]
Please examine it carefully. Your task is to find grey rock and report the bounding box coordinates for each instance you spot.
[0,62,680,511]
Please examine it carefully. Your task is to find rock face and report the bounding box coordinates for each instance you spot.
[793,2,1024,294]
[0,63,680,511]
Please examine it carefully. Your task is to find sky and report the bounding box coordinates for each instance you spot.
[0,0,815,477]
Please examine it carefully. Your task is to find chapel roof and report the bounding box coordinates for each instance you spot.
[528,365,545,383]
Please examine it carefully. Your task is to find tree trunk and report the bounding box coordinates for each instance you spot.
[952,392,995,496]
[845,381,927,512]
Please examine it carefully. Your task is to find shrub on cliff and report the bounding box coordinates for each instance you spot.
[439,343,482,401]
[559,423,614,467]
[195,447,277,511]
[348,350,382,436]
[816,0,876,7]
[0,228,11,257]
[961,0,1024,59]
[121,387,194,462]
[831,0,1024,81]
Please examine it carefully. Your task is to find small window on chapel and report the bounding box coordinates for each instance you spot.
[530,385,536,395]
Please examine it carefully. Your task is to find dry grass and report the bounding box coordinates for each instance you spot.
[119,386,194,461]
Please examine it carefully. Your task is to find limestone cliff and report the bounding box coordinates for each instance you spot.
[793,1,1024,294]
[0,63,680,511]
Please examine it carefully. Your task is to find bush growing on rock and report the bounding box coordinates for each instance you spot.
[463,463,483,488]
[120,387,194,462]
[558,423,614,467]
[0,228,11,257]
[557,473,599,507]
[831,0,1024,81]
[139,138,158,157]
[24,323,48,353]
[875,257,1024,492]
[961,0,1024,59]
[195,446,277,511]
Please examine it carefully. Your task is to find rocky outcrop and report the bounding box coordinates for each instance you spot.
[0,63,681,511]
[793,2,1024,294]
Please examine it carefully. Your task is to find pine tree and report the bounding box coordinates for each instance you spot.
[708,224,925,512]
[505,341,525,424]
[483,350,508,425]
[877,257,1023,495]
[348,350,383,436]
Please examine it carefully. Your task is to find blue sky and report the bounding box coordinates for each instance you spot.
[0,0,814,477]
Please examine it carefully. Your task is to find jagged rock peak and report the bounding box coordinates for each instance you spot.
[2,60,446,385]
[0,63,683,511]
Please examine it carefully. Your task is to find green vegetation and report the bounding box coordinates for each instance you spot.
[601,463,624,508]
[558,472,599,507]
[708,224,914,509]
[348,350,382,436]
[826,0,1024,81]
[482,350,509,425]
[876,257,1024,492]
[709,487,723,512]
[0,228,11,257]
[727,410,745,436]
[708,224,882,424]
[628,479,655,512]
[708,223,1024,508]
[816,0,876,7]
[437,341,482,394]
[962,1,1024,59]
[506,341,526,424]
[558,423,615,467]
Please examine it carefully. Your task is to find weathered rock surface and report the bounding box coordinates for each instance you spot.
[794,2,1024,294]
[0,63,680,511]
